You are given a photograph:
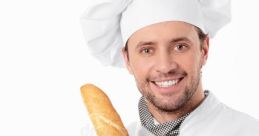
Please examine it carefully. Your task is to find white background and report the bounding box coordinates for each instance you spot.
[0,0,259,135]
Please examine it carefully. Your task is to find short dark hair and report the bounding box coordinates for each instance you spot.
[195,27,207,49]
[123,26,207,52]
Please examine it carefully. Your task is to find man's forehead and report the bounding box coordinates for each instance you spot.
[128,21,197,43]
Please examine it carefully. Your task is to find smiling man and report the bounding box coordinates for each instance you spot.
[123,21,208,126]
[81,0,259,135]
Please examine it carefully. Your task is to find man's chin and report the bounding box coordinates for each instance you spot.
[146,94,189,112]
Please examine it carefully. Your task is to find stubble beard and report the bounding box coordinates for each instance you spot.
[138,70,201,113]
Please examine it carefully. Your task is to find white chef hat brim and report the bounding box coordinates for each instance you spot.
[81,0,231,67]
[121,0,205,45]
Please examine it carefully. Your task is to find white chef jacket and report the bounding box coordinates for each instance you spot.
[83,92,259,136]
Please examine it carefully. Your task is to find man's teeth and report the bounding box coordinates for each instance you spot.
[155,79,179,88]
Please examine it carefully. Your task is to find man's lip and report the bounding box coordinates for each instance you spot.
[150,77,184,83]
[149,77,185,93]
[150,76,185,82]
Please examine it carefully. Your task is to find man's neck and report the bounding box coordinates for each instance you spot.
[146,88,205,124]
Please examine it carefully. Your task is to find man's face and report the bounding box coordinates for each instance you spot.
[122,21,209,112]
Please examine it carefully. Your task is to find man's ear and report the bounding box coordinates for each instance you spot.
[201,36,210,67]
[121,47,133,74]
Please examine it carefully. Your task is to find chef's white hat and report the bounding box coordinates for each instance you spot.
[81,0,231,67]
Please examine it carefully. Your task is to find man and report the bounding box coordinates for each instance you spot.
[81,0,259,135]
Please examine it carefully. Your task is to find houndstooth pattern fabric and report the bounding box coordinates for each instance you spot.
[138,96,189,136]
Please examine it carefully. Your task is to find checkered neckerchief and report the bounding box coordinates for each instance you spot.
[138,96,189,136]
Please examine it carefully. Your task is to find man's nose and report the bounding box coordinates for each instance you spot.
[155,52,177,74]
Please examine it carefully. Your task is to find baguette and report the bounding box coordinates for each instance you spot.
[80,84,128,136]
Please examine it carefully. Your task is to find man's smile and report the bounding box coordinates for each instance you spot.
[154,79,181,88]
[150,76,185,93]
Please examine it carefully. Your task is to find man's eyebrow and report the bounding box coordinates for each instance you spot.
[170,37,192,43]
[135,37,191,49]
[135,41,157,49]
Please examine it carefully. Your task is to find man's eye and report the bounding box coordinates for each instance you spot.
[140,48,153,54]
[174,44,188,52]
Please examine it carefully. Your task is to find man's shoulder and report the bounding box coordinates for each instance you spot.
[182,92,259,135]
[221,104,259,127]
[180,100,259,136]
[218,105,259,135]
[202,92,259,127]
